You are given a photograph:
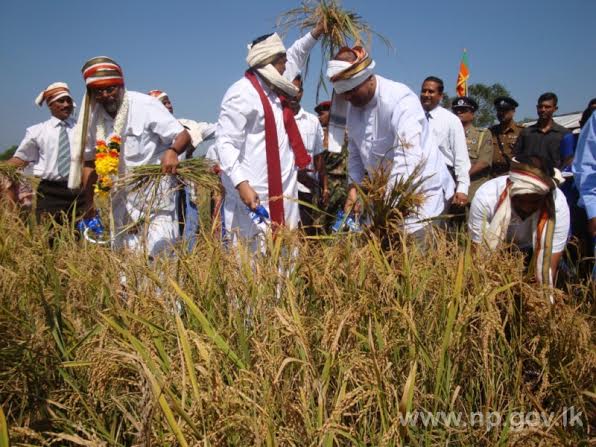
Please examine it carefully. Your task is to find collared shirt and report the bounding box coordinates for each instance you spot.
[346,75,454,233]
[466,126,493,200]
[489,121,523,176]
[216,32,317,200]
[469,176,570,253]
[426,105,471,194]
[572,113,596,219]
[84,91,184,171]
[14,115,76,181]
[514,121,569,168]
[295,107,324,193]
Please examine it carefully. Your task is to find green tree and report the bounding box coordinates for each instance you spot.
[0,145,17,161]
[468,83,511,128]
[440,92,452,109]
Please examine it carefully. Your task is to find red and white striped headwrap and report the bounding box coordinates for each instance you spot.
[81,56,124,89]
[35,82,72,107]
[148,90,168,101]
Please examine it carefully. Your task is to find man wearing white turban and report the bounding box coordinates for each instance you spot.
[216,21,325,249]
[6,82,90,223]
[326,47,454,241]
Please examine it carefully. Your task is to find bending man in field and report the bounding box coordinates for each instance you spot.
[72,57,191,257]
[326,47,454,242]
[468,156,570,286]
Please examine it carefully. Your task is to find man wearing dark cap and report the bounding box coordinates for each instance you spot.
[452,96,493,200]
[514,92,569,169]
[489,96,524,177]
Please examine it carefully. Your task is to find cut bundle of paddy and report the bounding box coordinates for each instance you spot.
[277,0,391,100]
[358,161,426,245]
[115,157,222,193]
[0,162,23,186]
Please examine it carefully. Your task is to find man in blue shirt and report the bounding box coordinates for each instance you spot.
[572,112,596,278]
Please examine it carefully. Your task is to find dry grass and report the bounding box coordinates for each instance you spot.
[0,192,594,445]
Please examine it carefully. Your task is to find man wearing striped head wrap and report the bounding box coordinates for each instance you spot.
[469,156,570,290]
[5,82,89,223]
[72,56,191,257]
[325,46,455,242]
[216,20,325,250]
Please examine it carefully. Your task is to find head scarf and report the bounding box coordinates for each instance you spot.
[483,160,564,293]
[326,46,376,94]
[35,82,72,107]
[148,90,168,101]
[246,33,299,97]
[324,47,375,153]
[69,56,127,189]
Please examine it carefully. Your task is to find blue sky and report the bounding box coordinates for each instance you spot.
[1,0,594,150]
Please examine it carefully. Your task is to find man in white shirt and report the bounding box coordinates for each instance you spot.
[326,47,454,241]
[73,57,191,257]
[148,89,213,250]
[290,74,327,234]
[7,82,90,223]
[420,76,471,207]
[469,156,570,286]
[216,22,324,249]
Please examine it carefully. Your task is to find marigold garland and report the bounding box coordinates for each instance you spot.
[94,135,121,197]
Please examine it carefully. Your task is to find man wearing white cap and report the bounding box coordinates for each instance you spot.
[71,56,191,257]
[148,89,213,249]
[6,82,90,222]
[216,21,325,249]
[326,47,454,242]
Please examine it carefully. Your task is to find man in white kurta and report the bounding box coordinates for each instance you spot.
[216,24,324,247]
[420,76,470,206]
[327,48,454,239]
[75,57,191,257]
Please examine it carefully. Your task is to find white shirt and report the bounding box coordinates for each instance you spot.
[295,108,324,193]
[215,32,318,234]
[14,115,76,181]
[469,176,570,253]
[346,75,454,233]
[426,105,471,195]
[84,91,183,171]
[84,91,184,217]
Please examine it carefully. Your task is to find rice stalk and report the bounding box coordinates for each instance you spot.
[277,0,392,101]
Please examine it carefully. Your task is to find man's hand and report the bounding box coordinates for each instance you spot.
[161,148,180,175]
[236,181,259,210]
[344,185,361,215]
[588,217,596,238]
[451,192,468,207]
[312,16,326,39]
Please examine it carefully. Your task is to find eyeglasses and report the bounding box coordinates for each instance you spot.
[91,85,120,97]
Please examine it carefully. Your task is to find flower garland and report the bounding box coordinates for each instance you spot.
[94,92,129,197]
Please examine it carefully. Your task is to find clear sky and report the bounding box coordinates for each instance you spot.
[1,0,594,150]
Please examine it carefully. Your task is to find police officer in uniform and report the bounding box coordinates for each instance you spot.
[452,96,494,201]
[489,96,524,177]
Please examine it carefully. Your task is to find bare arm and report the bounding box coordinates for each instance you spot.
[161,129,191,175]
[469,160,490,177]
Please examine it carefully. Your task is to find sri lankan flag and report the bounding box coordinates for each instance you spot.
[456,49,469,97]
